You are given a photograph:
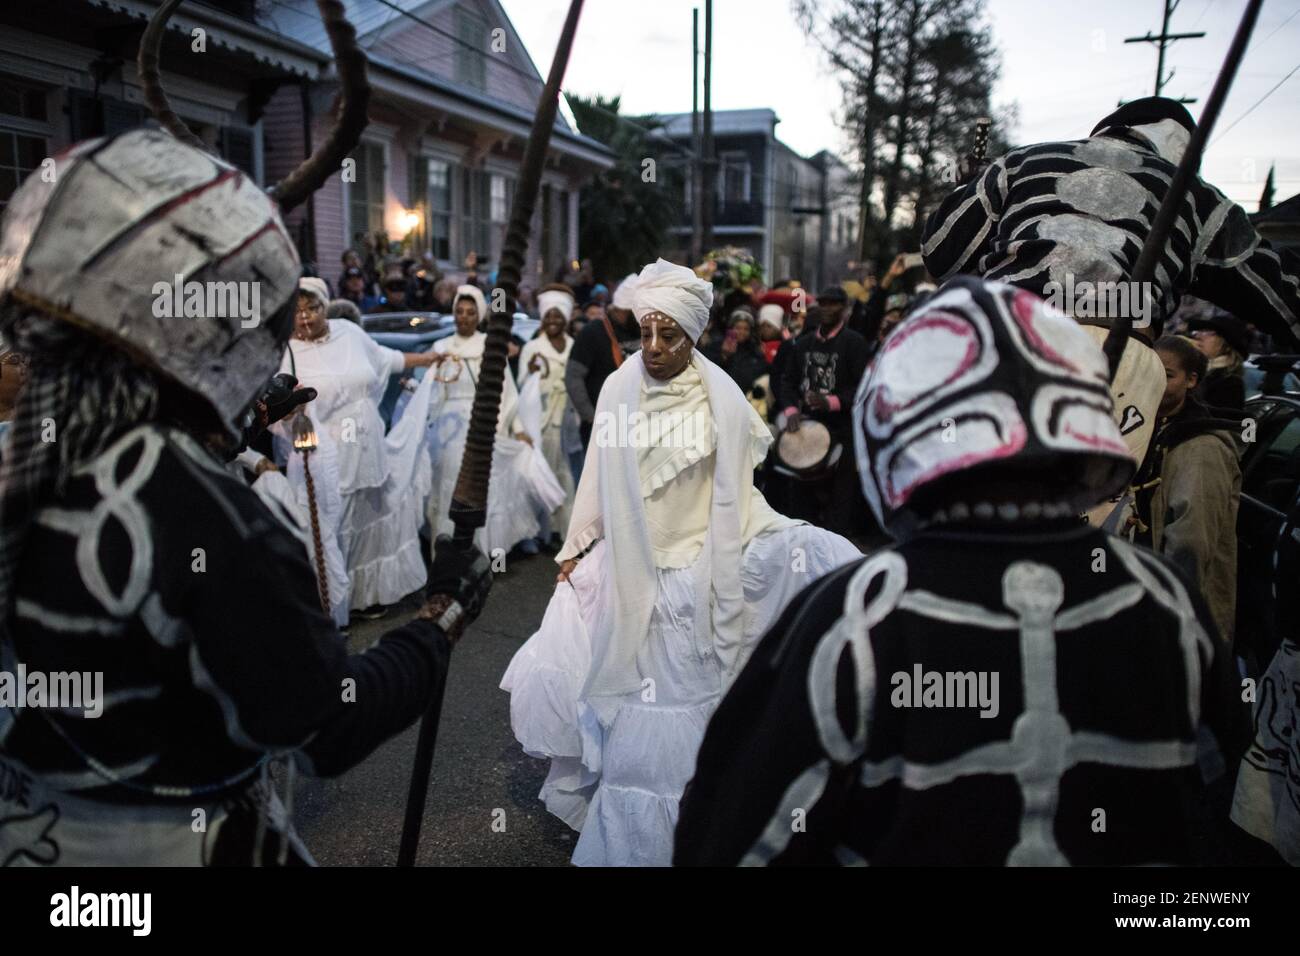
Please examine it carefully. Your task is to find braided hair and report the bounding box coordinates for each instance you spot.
[0,309,162,661]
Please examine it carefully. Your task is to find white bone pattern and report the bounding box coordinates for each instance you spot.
[744,539,1208,865]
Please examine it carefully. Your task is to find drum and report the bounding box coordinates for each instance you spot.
[773,419,842,481]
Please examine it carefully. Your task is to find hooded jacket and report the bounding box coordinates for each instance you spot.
[1135,400,1242,644]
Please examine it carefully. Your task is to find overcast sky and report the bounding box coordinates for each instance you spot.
[501,0,1300,211]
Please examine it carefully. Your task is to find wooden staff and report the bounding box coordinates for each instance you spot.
[397,0,587,867]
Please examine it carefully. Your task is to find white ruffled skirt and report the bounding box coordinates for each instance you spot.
[423,397,564,558]
[500,525,860,866]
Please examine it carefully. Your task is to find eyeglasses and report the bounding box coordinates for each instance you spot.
[0,352,29,367]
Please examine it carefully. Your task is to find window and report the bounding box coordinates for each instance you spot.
[0,130,45,215]
[219,126,256,177]
[719,151,751,204]
[490,174,509,224]
[456,167,512,264]
[455,8,488,91]
[0,74,47,122]
[348,141,386,245]
[557,189,570,265]
[428,159,453,261]
[0,75,50,217]
[541,183,552,273]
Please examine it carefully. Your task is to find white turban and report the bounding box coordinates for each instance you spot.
[298,276,330,308]
[611,272,641,311]
[537,287,575,322]
[757,303,785,331]
[454,283,487,323]
[631,258,713,342]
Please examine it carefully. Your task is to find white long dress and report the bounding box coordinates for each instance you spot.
[517,333,576,537]
[501,353,861,866]
[275,320,431,610]
[422,331,564,557]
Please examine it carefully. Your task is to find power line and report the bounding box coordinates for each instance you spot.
[264,0,704,162]
[1256,5,1300,46]
[1210,59,1300,145]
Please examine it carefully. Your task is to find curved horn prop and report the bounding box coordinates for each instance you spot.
[269,0,372,214]
[137,0,207,151]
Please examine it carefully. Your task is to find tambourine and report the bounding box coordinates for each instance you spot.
[433,353,464,383]
[527,352,552,379]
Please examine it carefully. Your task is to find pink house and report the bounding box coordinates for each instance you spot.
[0,0,613,285]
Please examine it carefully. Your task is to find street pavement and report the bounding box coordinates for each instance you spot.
[294,545,576,867]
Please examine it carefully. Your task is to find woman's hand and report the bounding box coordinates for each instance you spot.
[556,558,579,584]
[404,350,437,369]
[528,354,543,374]
[516,431,533,447]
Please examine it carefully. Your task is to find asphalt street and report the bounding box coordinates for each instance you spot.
[294,545,576,867]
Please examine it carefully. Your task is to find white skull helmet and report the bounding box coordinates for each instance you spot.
[0,0,370,441]
[852,276,1136,536]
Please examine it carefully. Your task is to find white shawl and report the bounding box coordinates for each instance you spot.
[561,350,785,715]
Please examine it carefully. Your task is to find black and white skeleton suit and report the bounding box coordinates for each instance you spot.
[0,127,490,866]
[920,97,1300,509]
[675,277,1249,866]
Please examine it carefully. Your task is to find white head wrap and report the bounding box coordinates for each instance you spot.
[631,258,714,342]
[537,287,575,322]
[454,283,487,324]
[298,276,330,308]
[757,303,785,331]
[611,272,641,311]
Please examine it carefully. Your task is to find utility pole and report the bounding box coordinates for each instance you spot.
[1124,0,1204,104]
[700,0,714,254]
[691,8,702,263]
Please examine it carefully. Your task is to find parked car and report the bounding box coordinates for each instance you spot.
[1236,356,1300,675]
[359,310,538,426]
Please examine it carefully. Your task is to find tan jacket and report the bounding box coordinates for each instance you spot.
[1149,428,1241,643]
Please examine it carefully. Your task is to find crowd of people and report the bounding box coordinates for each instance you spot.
[1,92,1299,869]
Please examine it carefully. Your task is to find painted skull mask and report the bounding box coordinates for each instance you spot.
[852,276,1135,534]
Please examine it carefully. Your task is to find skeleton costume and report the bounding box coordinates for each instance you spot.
[675,276,1247,866]
[501,260,860,866]
[921,97,1300,501]
[421,285,563,556]
[517,287,577,537]
[0,44,485,862]
[275,277,433,615]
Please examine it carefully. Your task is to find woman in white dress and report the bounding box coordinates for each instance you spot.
[275,277,438,619]
[517,283,577,542]
[500,259,861,866]
[425,285,564,556]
